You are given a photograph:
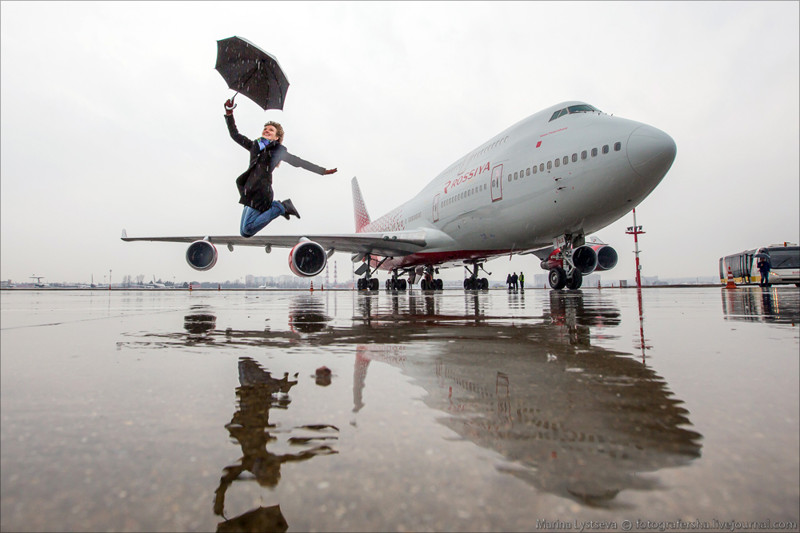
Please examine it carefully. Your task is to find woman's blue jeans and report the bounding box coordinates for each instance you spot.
[240,202,285,237]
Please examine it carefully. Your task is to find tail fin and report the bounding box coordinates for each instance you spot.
[351,177,371,232]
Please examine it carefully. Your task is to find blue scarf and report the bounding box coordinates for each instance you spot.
[256,137,274,151]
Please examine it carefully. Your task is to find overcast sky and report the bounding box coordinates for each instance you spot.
[2,1,798,285]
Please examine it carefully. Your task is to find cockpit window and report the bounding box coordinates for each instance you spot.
[549,104,599,122]
[567,104,597,114]
[549,108,568,121]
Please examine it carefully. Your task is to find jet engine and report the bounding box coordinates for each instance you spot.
[589,244,618,271]
[186,240,218,271]
[540,244,619,274]
[288,239,327,277]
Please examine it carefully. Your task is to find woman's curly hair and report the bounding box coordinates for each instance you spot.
[264,121,285,143]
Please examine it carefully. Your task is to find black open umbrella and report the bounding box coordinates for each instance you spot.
[215,36,289,111]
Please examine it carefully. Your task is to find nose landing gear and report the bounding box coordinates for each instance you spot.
[546,234,585,290]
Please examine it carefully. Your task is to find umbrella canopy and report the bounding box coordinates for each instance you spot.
[215,36,289,111]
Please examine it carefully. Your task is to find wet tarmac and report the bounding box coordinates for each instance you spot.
[1,287,798,532]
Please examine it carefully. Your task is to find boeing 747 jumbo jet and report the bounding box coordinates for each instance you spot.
[122,101,676,290]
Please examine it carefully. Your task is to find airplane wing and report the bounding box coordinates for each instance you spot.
[121,229,428,257]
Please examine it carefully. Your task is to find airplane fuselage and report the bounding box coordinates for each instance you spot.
[359,101,676,270]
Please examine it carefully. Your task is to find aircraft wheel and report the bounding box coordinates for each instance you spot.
[566,274,583,290]
[370,278,379,291]
[548,268,567,290]
[357,278,365,290]
[435,279,444,290]
[464,278,474,290]
[480,278,489,290]
[398,279,407,291]
[420,279,430,290]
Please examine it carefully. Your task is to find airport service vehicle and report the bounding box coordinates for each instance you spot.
[719,243,800,286]
[122,101,676,290]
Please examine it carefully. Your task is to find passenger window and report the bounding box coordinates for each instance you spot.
[572,153,578,162]
[540,163,545,172]
[614,142,621,151]
[532,166,537,174]
[602,145,609,154]
[547,161,552,170]
[514,172,518,180]
[591,148,598,157]
[581,150,587,160]
[554,159,560,168]
[563,156,568,165]
[526,168,530,177]
[508,174,512,182]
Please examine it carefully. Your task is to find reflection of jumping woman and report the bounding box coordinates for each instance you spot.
[224,99,337,237]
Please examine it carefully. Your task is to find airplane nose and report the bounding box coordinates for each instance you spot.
[626,125,677,180]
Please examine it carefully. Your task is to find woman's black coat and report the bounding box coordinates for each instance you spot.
[225,114,326,212]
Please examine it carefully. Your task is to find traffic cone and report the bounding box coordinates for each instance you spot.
[310,281,314,292]
[725,265,736,289]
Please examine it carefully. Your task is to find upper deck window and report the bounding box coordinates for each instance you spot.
[549,104,599,122]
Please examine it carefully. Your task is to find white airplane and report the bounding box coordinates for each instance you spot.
[144,276,167,289]
[122,101,676,290]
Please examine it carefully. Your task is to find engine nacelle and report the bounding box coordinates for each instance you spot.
[186,240,218,271]
[288,240,327,277]
[540,245,598,275]
[589,244,618,271]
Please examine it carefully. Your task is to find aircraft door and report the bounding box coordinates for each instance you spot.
[491,164,503,202]
[432,193,440,222]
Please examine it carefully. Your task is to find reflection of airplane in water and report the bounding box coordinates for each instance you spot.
[721,286,800,325]
[130,292,701,509]
[213,357,338,532]
[351,292,700,507]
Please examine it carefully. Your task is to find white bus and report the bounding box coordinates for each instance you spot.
[719,243,800,286]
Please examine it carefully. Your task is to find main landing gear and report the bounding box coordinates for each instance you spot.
[355,253,384,291]
[463,261,490,290]
[355,259,444,292]
[419,266,443,290]
[357,277,379,291]
[385,269,408,291]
